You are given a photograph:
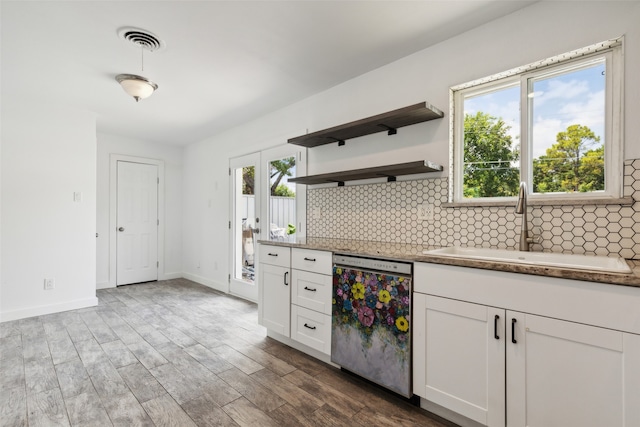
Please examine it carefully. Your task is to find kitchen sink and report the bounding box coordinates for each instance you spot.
[423,246,632,274]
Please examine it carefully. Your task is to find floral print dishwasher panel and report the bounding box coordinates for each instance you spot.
[331,266,412,397]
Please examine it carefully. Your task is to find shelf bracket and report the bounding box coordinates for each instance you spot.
[377,124,397,135]
[326,136,345,146]
[386,176,397,182]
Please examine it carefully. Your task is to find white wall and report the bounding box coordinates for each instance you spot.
[96,133,183,288]
[181,1,640,289]
[1,105,98,321]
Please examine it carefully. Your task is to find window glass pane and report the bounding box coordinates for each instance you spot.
[463,84,520,198]
[530,60,606,194]
[269,156,296,241]
[239,166,255,282]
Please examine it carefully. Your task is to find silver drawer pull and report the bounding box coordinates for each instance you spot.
[304,286,317,292]
[268,253,278,256]
[303,323,316,330]
[304,257,316,262]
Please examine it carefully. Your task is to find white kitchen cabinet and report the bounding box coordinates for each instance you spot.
[413,262,640,427]
[258,245,332,356]
[507,312,640,427]
[413,293,505,427]
[290,248,332,355]
[258,245,291,336]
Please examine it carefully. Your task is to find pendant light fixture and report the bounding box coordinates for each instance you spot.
[116,28,163,102]
[115,73,158,102]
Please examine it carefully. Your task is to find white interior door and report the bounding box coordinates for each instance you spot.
[230,153,261,301]
[116,161,158,285]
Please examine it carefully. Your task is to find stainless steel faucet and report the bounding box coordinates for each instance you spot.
[515,182,532,251]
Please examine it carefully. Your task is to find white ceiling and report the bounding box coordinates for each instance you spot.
[1,1,536,146]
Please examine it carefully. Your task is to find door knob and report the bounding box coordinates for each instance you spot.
[118,227,125,232]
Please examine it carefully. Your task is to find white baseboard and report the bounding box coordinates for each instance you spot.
[419,397,484,427]
[97,272,183,289]
[96,281,112,290]
[0,296,99,323]
[266,330,336,366]
[182,272,229,293]
[160,272,182,280]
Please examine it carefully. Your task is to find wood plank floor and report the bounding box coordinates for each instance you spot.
[0,278,456,427]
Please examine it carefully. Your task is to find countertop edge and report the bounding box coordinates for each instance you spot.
[258,239,640,288]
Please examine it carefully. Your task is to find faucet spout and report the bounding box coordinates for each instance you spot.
[516,182,530,251]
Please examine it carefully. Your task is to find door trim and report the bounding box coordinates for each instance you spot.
[109,154,165,288]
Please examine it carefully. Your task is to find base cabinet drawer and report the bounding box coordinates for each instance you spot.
[259,244,290,268]
[291,248,332,274]
[291,269,332,315]
[291,305,331,355]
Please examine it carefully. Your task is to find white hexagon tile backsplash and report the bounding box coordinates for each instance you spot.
[307,159,640,259]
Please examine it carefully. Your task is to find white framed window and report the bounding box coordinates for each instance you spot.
[450,38,623,204]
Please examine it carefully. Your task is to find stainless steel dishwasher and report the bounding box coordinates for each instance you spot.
[332,254,413,397]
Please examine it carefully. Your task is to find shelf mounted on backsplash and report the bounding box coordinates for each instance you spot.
[288,160,443,186]
[288,102,444,148]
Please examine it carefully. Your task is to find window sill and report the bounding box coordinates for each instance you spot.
[443,196,634,208]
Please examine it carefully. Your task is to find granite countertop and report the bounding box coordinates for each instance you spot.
[258,237,640,288]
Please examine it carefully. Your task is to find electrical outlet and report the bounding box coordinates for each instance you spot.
[311,208,321,219]
[44,278,55,290]
[418,203,434,221]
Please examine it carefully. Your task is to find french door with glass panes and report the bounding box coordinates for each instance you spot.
[229,146,306,302]
[230,153,261,301]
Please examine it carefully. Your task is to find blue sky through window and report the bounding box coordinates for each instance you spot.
[464,61,605,159]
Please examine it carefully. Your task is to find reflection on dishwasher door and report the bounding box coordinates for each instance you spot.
[331,254,413,398]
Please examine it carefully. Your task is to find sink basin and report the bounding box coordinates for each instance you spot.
[423,246,632,274]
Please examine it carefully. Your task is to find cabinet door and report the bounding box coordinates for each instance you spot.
[506,312,640,427]
[258,263,290,336]
[413,294,505,427]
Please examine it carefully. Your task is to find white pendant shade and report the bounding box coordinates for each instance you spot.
[116,74,158,102]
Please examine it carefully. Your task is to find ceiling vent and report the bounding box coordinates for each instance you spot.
[118,27,164,52]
